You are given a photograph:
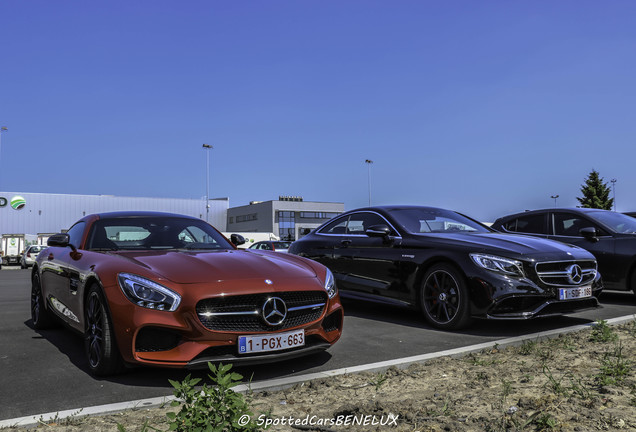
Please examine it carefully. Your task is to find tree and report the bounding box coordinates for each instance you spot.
[577,170,614,210]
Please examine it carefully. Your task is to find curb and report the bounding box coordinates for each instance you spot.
[1,315,634,428]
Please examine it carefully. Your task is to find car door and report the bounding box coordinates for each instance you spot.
[40,222,86,328]
[547,211,617,283]
[330,211,401,298]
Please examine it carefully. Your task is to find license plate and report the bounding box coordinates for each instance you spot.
[559,285,592,300]
[238,329,305,354]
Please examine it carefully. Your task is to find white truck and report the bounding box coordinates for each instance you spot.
[37,233,58,246]
[221,232,279,249]
[1,234,38,266]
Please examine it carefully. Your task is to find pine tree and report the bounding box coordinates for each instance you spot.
[577,170,614,210]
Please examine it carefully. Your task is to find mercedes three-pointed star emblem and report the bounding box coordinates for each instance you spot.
[261,297,287,326]
[566,264,583,285]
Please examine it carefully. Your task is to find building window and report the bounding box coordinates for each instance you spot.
[299,212,340,219]
[278,211,295,240]
[229,217,234,224]
[236,213,257,223]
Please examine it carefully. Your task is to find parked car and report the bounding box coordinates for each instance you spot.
[31,211,343,376]
[289,205,602,330]
[21,245,46,269]
[249,240,293,253]
[492,208,636,294]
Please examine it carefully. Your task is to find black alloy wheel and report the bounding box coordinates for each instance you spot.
[31,273,56,329]
[420,263,471,330]
[84,285,124,376]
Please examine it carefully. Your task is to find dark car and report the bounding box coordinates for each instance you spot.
[492,208,636,294]
[31,211,343,375]
[289,206,602,330]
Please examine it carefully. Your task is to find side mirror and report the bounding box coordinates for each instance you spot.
[366,224,392,238]
[47,233,78,252]
[47,233,70,247]
[230,234,246,246]
[579,227,599,242]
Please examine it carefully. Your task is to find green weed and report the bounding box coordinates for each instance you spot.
[590,320,618,343]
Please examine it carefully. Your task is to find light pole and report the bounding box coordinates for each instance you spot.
[202,144,213,222]
[611,179,617,211]
[0,127,7,190]
[550,195,559,208]
[365,159,373,206]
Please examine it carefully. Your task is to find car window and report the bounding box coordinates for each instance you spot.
[319,216,350,234]
[273,241,291,249]
[67,221,86,249]
[552,213,606,237]
[346,212,388,234]
[319,212,396,235]
[503,214,547,234]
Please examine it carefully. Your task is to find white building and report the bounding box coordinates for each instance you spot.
[0,191,229,237]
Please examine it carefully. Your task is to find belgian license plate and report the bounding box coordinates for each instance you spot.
[559,285,592,300]
[238,329,305,354]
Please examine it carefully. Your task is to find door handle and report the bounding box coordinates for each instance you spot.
[47,253,54,260]
[340,239,352,247]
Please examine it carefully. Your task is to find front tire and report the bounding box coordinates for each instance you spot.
[31,273,56,329]
[84,284,125,376]
[420,263,471,330]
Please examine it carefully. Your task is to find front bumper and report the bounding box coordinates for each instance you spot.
[109,290,344,368]
[466,269,603,320]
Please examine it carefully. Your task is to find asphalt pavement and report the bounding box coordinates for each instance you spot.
[1,267,635,421]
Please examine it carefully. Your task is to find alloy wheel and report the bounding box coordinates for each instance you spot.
[422,269,461,324]
[86,292,105,368]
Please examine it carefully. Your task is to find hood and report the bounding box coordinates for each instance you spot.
[109,249,318,284]
[411,232,593,261]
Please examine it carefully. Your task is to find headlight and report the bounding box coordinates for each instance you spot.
[324,268,337,299]
[470,254,525,277]
[118,273,181,311]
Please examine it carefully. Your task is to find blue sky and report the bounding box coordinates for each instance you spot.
[1,1,634,222]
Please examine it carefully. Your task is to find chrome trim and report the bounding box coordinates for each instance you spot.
[198,310,259,317]
[288,302,326,312]
[534,260,598,287]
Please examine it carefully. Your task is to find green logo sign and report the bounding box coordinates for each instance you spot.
[10,196,26,210]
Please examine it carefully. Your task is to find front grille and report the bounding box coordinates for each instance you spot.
[535,260,597,286]
[196,291,328,332]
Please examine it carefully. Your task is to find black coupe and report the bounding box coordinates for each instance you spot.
[289,206,602,330]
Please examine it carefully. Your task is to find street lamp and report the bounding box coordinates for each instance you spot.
[202,144,213,222]
[550,195,559,208]
[611,179,617,211]
[364,159,373,206]
[0,127,7,189]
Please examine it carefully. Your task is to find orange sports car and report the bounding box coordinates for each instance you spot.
[31,212,343,375]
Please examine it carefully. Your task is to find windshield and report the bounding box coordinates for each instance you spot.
[86,217,234,251]
[388,208,491,234]
[588,211,636,234]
